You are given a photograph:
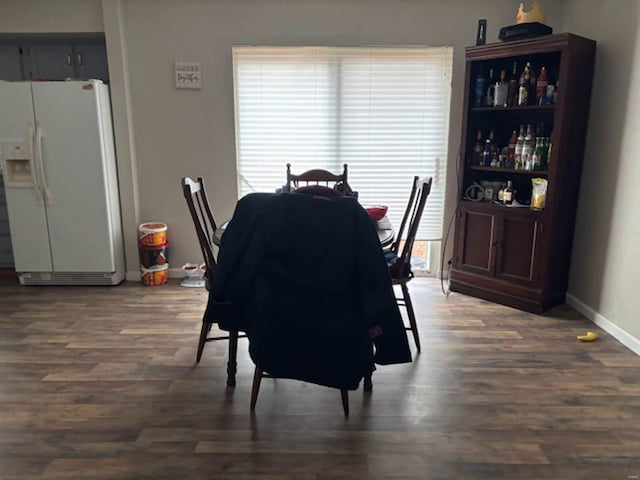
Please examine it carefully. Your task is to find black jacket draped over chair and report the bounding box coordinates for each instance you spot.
[204,192,411,390]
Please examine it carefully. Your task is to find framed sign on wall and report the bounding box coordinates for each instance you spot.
[175,61,201,89]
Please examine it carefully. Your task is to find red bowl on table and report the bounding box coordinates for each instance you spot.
[365,205,388,222]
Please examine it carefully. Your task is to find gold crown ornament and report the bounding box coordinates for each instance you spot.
[516,1,547,24]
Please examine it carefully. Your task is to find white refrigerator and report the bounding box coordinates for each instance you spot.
[0,80,125,285]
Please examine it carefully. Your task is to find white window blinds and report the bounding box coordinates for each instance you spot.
[233,46,452,240]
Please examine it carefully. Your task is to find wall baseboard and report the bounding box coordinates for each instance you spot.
[168,268,185,278]
[126,268,186,281]
[566,293,640,356]
[125,270,141,282]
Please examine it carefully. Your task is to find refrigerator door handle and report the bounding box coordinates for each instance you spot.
[28,123,45,206]
[34,122,52,206]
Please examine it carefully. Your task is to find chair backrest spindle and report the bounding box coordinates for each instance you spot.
[391,175,419,254]
[181,177,219,284]
[390,177,433,278]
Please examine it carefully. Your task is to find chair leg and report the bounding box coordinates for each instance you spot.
[250,367,263,411]
[401,283,421,353]
[196,321,210,363]
[364,369,373,392]
[340,389,349,416]
[226,329,239,387]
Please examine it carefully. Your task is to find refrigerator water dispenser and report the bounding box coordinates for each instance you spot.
[0,142,34,187]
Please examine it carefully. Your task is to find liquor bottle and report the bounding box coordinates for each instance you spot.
[529,63,537,97]
[494,69,509,107]
[518,62,526,86]
[474,66,486,107]
[547,135,553,165]
[482,138,492,167]
[507,130,517,158]
[472,130,484,165]
[532,137,543,170]
[503,180,514,205]
[514,124,525,169]
[517,63,531,106]
[545,84,555,105]
[506,130,517,168]
[541,137,549,168]
[536,66,548,105]
[521,124,535,170]
[507,61,519,107]
[485,68,495,106]
[488,129,498,154]
[488,129,499,167]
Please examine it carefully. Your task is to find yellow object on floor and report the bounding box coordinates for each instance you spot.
[577,331,598,342]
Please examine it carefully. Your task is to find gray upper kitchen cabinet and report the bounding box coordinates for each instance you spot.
[73,43,109,82]
[0,44,23,81]
[23,43,76,80]
[0,35,109,83]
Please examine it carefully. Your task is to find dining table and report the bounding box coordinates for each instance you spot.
[213,214,394,248]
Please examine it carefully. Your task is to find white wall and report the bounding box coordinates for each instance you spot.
[561,0,640,345]
[0,0,103,33]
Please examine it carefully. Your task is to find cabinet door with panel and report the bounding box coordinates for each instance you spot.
[494,212,541,286]
[456,204,541,287]
[455,205,496,276]
[73,43,109,82]
[0,44,23,80]
[24,44,75,80]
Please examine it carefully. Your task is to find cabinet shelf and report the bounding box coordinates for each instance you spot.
[467,166,548,175]
[470,105,555,113]
[458,199,543,216]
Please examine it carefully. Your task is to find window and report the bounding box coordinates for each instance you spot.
[233,46,452,270]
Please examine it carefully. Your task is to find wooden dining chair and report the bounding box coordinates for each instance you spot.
[285,163,349,195]
[251,368,351,416]
[389,176,420,256]
[240,194,396,416]
[388,176,433,353]
[181,176,245,386]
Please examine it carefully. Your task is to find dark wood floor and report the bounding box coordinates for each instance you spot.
[1,274,639,479]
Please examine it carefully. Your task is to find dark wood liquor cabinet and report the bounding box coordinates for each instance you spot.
[450,33,596,313]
